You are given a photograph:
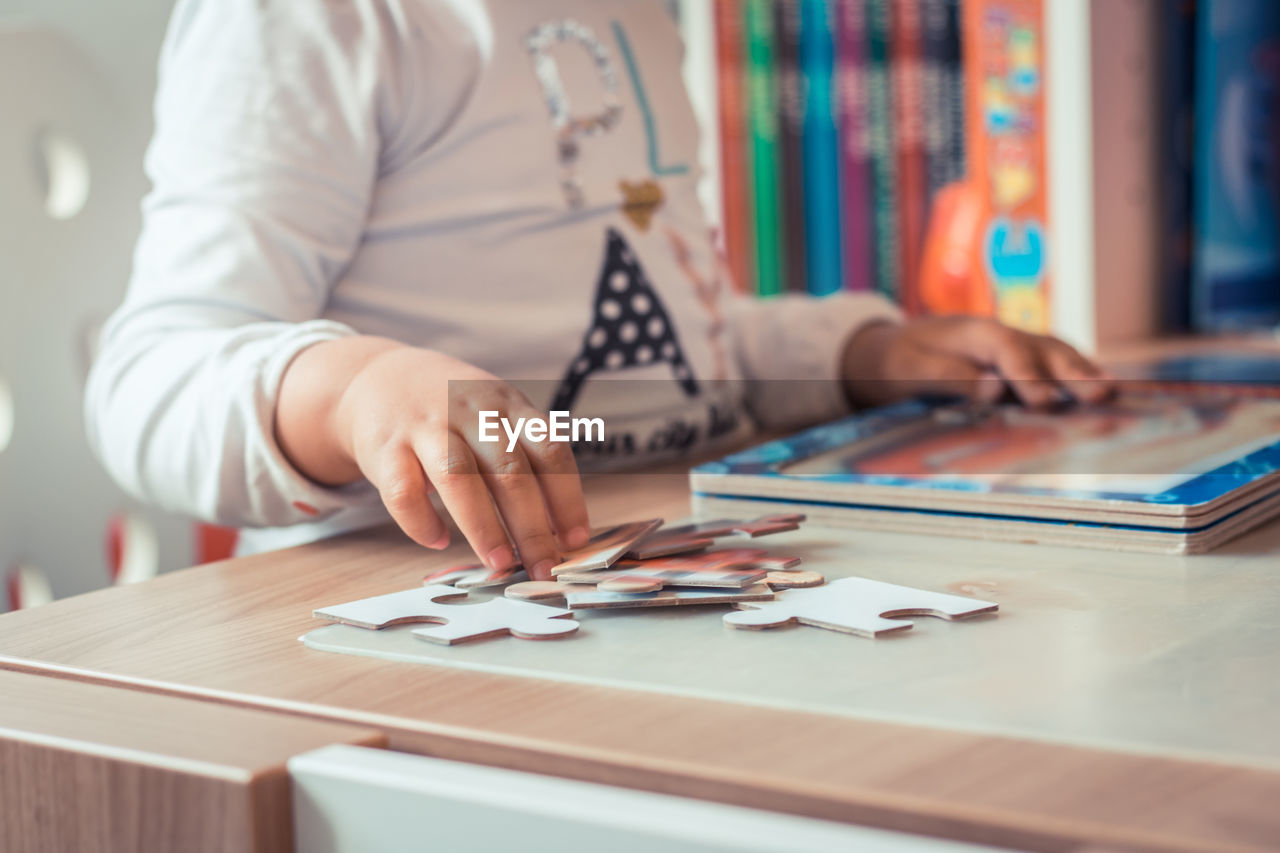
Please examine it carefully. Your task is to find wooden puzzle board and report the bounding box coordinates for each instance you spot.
[303,521,1280,770]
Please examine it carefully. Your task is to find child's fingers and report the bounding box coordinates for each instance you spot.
[987,332,1058,407]
[369,444,450,550]
[916,319,1051,406]
[894,346,1004,403]
[418,435,518,573]
[1039,338,1114,404]
[468,440,562,581]
[521,433,590,550]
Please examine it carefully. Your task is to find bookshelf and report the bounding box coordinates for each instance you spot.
[679,0,1280,355]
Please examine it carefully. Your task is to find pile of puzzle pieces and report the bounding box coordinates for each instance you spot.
[313,515,998,645]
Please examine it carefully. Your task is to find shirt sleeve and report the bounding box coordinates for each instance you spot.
[726,291,903,431]
[84,0,477,527]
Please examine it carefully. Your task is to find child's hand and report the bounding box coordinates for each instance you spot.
[277,338,589,579]
[841,316,1114,408]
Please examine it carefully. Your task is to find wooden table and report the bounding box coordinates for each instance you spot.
[2,471,1279,852]
[0,669,383,852]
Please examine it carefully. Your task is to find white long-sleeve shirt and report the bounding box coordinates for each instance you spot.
[86,0,899,554]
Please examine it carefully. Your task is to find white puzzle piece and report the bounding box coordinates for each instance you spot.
[724,577,997,638]
[315,585,579,644]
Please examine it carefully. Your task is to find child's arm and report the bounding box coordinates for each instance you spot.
[840,316,1114,407]
[726,292,903,430]
[85,0,584,576]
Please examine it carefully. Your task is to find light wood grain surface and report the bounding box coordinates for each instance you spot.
[0,472,1277,852]
[0,668,384,853]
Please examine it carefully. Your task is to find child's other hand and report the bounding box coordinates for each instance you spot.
[841,316,1114,409]
[277,339,589,579]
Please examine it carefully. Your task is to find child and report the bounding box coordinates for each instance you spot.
[85,0,1111,580]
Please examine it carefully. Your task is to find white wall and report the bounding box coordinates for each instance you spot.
[0,0,186,610]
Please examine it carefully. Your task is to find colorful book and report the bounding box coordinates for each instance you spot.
[714,0,753,295]
[799,0,843,296]
[775,0,808,293]
[745,0,784,297]
[920,0,1050,331]
[864,0,899,301]
[1191,0,1280,332]
[835,0,874,292]
[890,0,928,314]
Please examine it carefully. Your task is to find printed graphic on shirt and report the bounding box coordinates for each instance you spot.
[609,20,690,178]
[619,178,664,230]
[524,19,689,214]
[524,20,622,209]
[551,227,699,414]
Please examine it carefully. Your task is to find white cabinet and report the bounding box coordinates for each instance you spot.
[290,745,997,853]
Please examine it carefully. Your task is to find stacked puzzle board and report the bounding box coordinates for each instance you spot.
[690,388,1280,554]
[312,516,997,646]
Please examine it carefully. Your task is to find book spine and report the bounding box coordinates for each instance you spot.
[1155,0,1195,333]
[865,0,899,301]
[942,0,965,187]
[800,0,843,296]
[835,0,874,292]
[715,0,753,294]
[776,0,807,293]
[891,0,927,314]
[1191,0,1280,331]
[920,0,965,198]
[745,0,784,297]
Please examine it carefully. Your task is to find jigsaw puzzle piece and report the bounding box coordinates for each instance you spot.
[631,548,802,574]
[724,577,997,638]
[564,583,774,610]
[550,518,664,575]
[422,564,527,589]
[638,519,739,540]
[701,548,803,571]
[505,581,592,601]
[629,514,807,555]
[557,564,768,589]
[422,518,662,584]
[727,514,805,537]
[764,570,825,589]
[316,585,579,643]
[314,586,470,629]
[596,576,666,593]
[409,594,580,645]
[624,535,715,560]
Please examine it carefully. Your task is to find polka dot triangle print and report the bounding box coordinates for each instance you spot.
[551,228,699,413]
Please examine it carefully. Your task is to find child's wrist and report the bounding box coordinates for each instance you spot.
[277,335,406,487]
[840,320,899,407]
[328,339,413,476]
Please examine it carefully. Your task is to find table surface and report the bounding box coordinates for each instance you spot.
[1,470,1279,852]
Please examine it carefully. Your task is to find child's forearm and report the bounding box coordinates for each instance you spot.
[275,335,406,487]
